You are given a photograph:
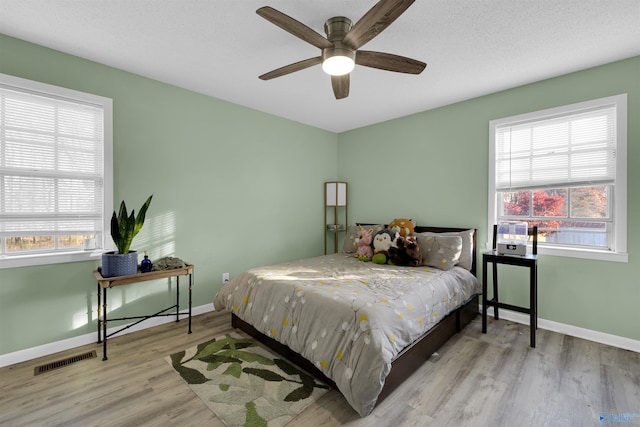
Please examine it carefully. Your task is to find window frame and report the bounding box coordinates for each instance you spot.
[488,94,627,262]
[0,73,113,269]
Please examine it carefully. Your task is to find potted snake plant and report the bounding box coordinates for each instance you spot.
[101,195,153,277]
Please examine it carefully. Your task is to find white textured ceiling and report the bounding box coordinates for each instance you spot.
[1,0,639,133]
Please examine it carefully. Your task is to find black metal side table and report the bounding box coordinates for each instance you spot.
[482,225,538,348]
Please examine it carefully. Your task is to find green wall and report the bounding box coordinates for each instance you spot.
[1,32,638,359]
[0,35,338,355]
[338,56,640,341]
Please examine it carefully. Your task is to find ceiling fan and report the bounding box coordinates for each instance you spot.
[257,0,427,100]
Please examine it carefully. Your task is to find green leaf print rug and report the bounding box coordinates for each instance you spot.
[166,332,330,427]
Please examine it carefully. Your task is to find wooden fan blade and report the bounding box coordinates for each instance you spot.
[259,57,323,80]
[331,74,350,99]
[343,0,415,49]
[356,50,426,74]
[257,6,333,50]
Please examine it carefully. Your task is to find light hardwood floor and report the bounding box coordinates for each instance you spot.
[1,311,638,427]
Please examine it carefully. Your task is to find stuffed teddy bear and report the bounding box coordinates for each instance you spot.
[371,229,397,264]
[388,235,423,267]
[388,218,416,237]
[354,226,374,261]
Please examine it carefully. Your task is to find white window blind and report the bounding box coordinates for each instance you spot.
[495,104,617,192]
[0,73,112,267]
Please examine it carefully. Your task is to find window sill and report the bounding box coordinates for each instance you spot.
[0,250,104,269]
[538,245,628,263]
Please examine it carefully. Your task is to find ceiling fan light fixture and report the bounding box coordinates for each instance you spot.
[322,48,355,76]
[257,1,425,99]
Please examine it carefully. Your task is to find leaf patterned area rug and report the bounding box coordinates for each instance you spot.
[166,332,331,427]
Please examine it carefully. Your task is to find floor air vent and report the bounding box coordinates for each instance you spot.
[34,350,97,376]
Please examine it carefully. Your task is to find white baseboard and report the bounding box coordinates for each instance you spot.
[0,304,216,368]
[481,304,640,353]
[4,303,638,368]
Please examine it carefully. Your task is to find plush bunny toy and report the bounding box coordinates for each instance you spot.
[354,226,374,261]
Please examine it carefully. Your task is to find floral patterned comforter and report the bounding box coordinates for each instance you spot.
[213,253,480,416]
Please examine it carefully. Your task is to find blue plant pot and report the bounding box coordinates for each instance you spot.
[101,251,138,277]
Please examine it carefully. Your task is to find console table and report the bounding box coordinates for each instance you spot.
[94,264,194,360]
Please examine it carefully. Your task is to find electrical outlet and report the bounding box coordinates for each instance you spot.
[222,272,230,284]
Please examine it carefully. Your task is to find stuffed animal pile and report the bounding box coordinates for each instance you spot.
[359,218,423,267]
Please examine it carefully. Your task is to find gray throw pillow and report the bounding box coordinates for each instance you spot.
[416,234,463,271]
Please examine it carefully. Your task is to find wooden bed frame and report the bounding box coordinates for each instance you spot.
[231,226,479,408]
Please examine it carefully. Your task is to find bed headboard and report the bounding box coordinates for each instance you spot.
[357,223,477,276]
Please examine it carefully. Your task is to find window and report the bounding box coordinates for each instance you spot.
[0,73,113,268]
[489,94,627,262]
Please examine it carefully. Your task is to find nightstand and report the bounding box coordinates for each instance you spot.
[482,226,538,347]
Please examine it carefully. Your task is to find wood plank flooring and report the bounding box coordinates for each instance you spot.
[1,311,638,426]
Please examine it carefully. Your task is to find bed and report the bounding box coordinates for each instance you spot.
[213,226,480,416]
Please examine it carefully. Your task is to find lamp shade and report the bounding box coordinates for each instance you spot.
[326,182,347,206]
